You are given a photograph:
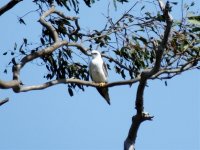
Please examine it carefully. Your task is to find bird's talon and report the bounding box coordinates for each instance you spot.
[99,82,106,87]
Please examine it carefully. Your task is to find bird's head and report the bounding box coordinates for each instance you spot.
[91,50,101,59]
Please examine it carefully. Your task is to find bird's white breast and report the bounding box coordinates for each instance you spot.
[90,58,107,83]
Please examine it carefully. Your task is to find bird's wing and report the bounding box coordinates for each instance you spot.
[89,62,94,81]
[102,61,108,79]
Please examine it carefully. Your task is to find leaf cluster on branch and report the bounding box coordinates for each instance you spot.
[2,0,199,94]
[0,0,199,100]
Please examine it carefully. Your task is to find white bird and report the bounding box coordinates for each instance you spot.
[89,50,110,105]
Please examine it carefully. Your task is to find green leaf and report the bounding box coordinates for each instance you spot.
[188,19,200,25]
[192,27,200,32]
[183,44,189,51]
[70,35,78,42]
[188,16,200,25]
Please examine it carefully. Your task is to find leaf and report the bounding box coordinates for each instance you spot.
[19,44,26,55]
[71,0,79,13]
[114,50,121,56]
[3,52,7,55]
[188,19,200,25]
[11,58,17,65]
[137,36,148,45]
[84,0,92,7]
[61,0,71,11]
[106,64,111,70]
[141,5,145,11]
[116,0,129,3]
[66,49,72,58]
[115,66,121,73]
[188,16,200,25]
[19,18,26,25]
[77,84,84,91]
[70,35,78,42]
[40,37,45,45]
[14,42,17,50]
[46,65,50,71]
[190,2,195,7]
[121,70,126,79]
[192,27,200,32]
[165,81,167,86]
[46,74,52,80]
[23,38,28,45]
[171,2,178,5]
[129,70,134,79]
[68,87,74,97]
[113,0,117,10]
[4,69,7,74]
[31,50,36,54]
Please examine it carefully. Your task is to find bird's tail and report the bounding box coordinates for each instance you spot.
[96,87,110,105]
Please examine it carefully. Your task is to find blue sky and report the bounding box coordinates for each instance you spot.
[0,0,199,150]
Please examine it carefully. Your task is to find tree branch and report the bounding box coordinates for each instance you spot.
[0,80,19,89]
[39,5,59,42]
[0,0,22,16]
[124,1,173,150]
[15,77,140,92]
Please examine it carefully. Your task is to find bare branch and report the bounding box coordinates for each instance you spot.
[39,5,59,42]
[0,80,19,89]
[54,10,78,21]
[16,77,140,92]
[124,112,153,150]
[0,0,22,16]
[67,42,89,55]
[152,57,200,79]
[157,0,165,11]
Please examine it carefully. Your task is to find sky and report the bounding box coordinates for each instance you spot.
[0,0,199,150]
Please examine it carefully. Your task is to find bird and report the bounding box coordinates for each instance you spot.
[89,50,110,105]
